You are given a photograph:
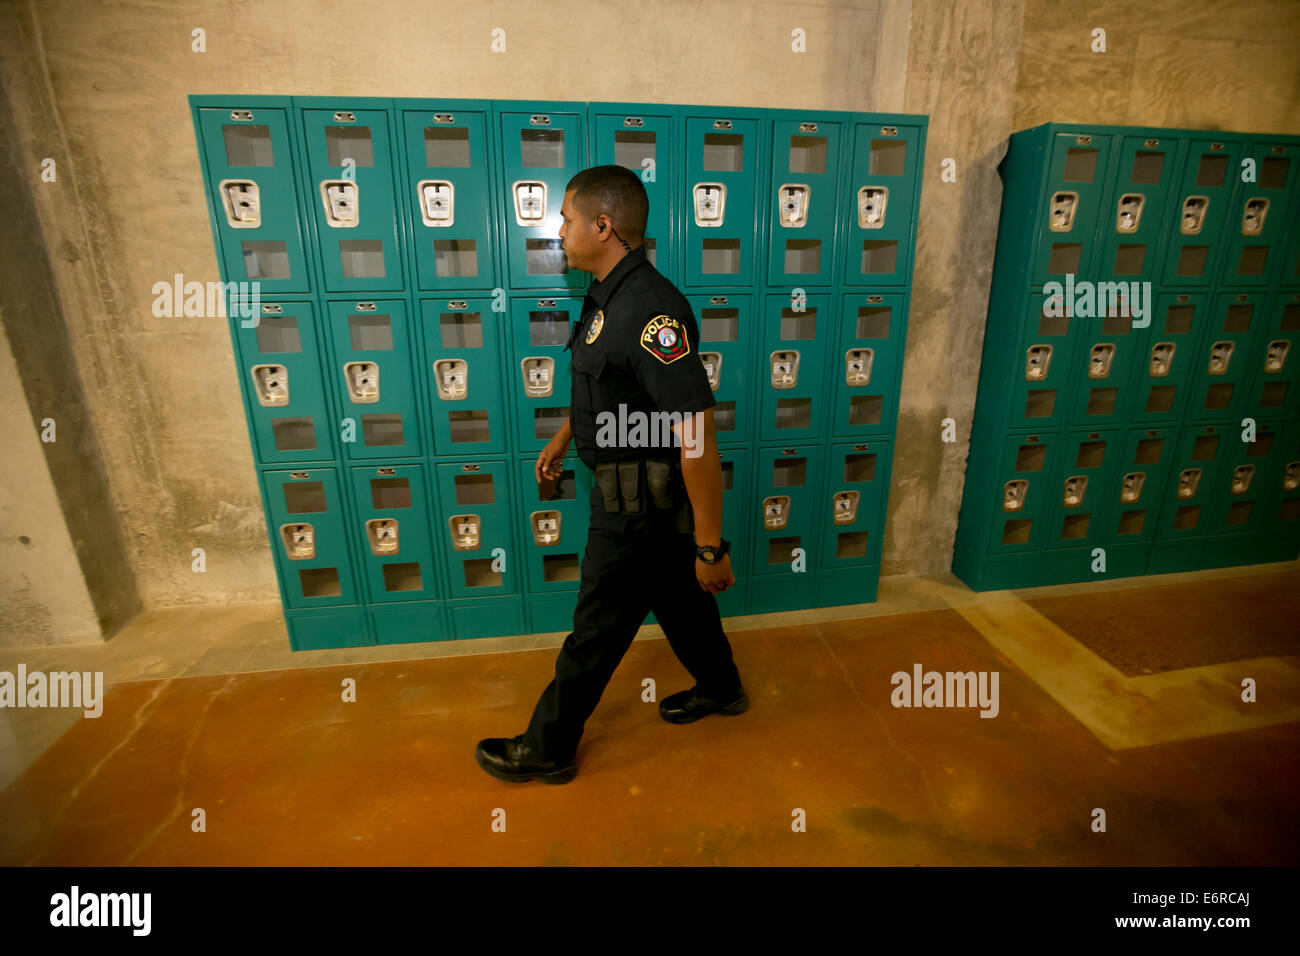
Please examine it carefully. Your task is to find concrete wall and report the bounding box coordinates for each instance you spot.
[0,0,1296,644]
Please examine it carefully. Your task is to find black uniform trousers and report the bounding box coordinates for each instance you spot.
[523,483,743,764]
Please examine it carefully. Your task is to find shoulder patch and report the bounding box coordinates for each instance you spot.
[640,314,690,364]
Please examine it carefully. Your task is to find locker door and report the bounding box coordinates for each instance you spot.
[1218,139,1300,287]
[300,106,404,292]
[1129,292,1209,425]
[830,292,907,440]
[262,467,360,607]
[841,120,923,287]
[817,440,892,570]
[682,112,761,288]
[1008,290,1085,431]
[421,295,507,455]
[509,296,583,453]
[401,106,497,292]
[984,432,1066,556]
[349,463,439,602]
[750,444,822,578]
[1095,133,1181,285]
[325,299,422,459]
[766,115,844,288]
[514,456,591,597]
[1205,421,1283,535]
[1185,292,1268,423]
[1153,422,1236,540]
[1100,426,1179,545]
[758,293,833,443]
[232,299,334,463]
[1030,131,1113,284]
[197,106,311,294]
[497,106,587,291]
[1159,136,1247,287]
[1241,291,1300,421]
[1040,428,1123,551]
[590,106,677,279]
[1064,292,1146,427]
[685,293,757,445]
[433,460,519,599]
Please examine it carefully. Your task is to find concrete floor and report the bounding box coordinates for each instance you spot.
[1,563,1298,865]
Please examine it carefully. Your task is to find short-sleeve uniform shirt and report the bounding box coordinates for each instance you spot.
[565,245,716,471]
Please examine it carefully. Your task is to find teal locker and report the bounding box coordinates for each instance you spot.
[432,459,520,600]
[1095,132,1182,284]
[1204,420,1283,535]
[231,298,334,464]
[1159,136,1246,287]
[816,439,892,574]
[1064,293,1147,427]
[1279,204,1300,288]
[399,104,498,292]
[495,104,587,291]
[513,455,591,597]
[1009,289,1084,431]
[713,445,752,619]
[195,104,312,294]
[830,291,907,439]
[1218,138,1300,288]
[985,431,1067,556]
[840,118,924,287]
[299,103,405,292]
[1153,421,1238,540]
[1099,425,1180,545]
[1129,292,1208,425]
[682,110,763,288]
[1185,291,1268,423]
[262,467,361,608]
[508,295,581,453]
[420,295,508,455]
[1242,291,1300,421]
[750,443,823,578]
[1258,419,1300,533]
[685,292,757,445]
[348,463,440,603]
[1031,130,1114,284]
[588,104,678,280]
[1039,428,1123,550]
[758,292,833,442]
[324,298,423,458]
[766,113,845,288]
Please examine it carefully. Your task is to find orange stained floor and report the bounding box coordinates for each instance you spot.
[1,567,1298,866]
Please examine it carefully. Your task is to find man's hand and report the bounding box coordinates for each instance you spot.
[696,552,734,593]
[536,432,570,483]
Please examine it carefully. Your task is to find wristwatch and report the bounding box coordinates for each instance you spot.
[695,538,730,564]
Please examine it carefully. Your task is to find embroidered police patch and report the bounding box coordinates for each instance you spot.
[585,309,604,344]
[640,314,690,364]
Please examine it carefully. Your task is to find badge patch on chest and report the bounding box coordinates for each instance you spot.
[585,309,605,344]
[640,314,690,364]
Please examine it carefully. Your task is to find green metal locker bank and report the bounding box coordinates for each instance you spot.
[190,96,928,649]
[954,122,1300,592]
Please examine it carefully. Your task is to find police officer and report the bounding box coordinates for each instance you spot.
[475,165,747,784]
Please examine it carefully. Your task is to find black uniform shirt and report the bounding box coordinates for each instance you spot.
[564,245,716,470]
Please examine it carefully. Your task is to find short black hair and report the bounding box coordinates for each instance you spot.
[566,165,649,243]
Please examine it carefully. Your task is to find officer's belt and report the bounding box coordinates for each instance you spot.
[593,458,680,516]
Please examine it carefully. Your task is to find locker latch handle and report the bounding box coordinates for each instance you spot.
[1264,340,1289,373]
[1177,468,1202,499]
[1241,198,1269,237]
[521,357,554,398]
[1120,472,1145,503]
[418,180,455,227]
[777,184,810,227]
[449,514,481,551]
[1088,344,1114,379]
[1049,191,1078,233]
[846,349,873,386]
[433,359,469,400]
[1180,196,1208,235]
[319,180,359,227]
[513,181,547,226]
[1062,475,1088,508]
[762,495,790,530]
[857,187,888,229]
[1116,193,1144,234]
[1149,342,1175,377]
[280,523,315,560]
[219,180,260,228]
[251,365,289,406]
[1002,480,1028,512]
[530,510,562,546]
[770,350,799,388]
[700,352,722,390]
[365,519,400,555]
[831,490,859,524]
[693,183,726,227]
[1025,344,1053,381]
[1207,341,1233,375]
[343,362,380,402]
[1230,465,1255,495]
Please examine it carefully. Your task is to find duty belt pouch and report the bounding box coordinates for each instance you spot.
[618,460,644,514]
[645,459,674,509]
[595,462,621,513]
